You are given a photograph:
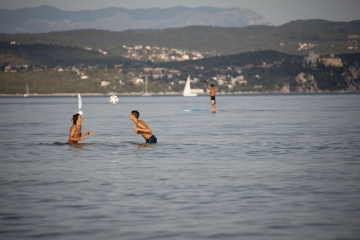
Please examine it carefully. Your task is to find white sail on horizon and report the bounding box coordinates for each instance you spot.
[183,75,198,97]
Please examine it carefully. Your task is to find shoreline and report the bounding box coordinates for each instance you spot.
[0,90,356,97]
[0,92,182,97]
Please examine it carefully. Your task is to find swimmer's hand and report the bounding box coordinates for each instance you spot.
[133,126,141,134]
[88,130,95,135]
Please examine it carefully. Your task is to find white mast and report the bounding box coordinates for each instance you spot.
[77,93,83,115]
[142,75,152,96]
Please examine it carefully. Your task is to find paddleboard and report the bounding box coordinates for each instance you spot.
[181,108,209,112]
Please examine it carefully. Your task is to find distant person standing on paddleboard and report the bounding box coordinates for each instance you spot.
[67,113,95,144]
[209,83,216,113]
[130,110,157,144]
[204,81,217,113]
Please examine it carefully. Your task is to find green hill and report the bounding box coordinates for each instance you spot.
[0,19,359,57]
[1,49,359,95]
[1,19,360,95]
[0,41,137,66]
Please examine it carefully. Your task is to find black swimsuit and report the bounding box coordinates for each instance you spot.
[146,135,157,144]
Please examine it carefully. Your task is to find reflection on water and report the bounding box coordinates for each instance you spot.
[0,94,360,240]
[135,143,152,148]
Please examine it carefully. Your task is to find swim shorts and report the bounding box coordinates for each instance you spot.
[146,135,157,144]
[210,96,216,105]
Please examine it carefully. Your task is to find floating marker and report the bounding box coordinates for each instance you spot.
[77,93,83,115]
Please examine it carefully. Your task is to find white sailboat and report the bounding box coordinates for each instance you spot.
[24,83,29,97]
[183,75,197,97]
[142,75,152,97]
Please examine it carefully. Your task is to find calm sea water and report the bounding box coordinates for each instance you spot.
[1,94,360,240]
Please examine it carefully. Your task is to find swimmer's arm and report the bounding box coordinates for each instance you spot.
[133,122,152,133]
[80,130,95,137]
[68,126,84,141]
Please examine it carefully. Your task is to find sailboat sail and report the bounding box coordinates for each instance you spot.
[183,75,197,96]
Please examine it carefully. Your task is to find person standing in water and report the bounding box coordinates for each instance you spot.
[67,113,95,144]
[209,83,216,113]
[130,110,157,144]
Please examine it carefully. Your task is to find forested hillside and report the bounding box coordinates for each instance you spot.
[1,20,359,95]
[1,49,359,94]
[0,20,359,56]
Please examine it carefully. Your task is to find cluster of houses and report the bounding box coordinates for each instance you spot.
[122,45,204,62]
[279,42,319,51]
[0,60,274,90]
[2,62,94,81]
[3,64,28,73]
[130,67,181,80]
[295,38,358,52]
[125,65,251,89]
[84,47,107,55]
[305,51,343,68]
[298,42,318,51]
[2,40,345,91]
[75,69,90,79]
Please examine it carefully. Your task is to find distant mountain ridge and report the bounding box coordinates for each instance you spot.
[0,5,273,33]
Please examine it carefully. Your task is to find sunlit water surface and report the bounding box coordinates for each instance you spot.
[1,94,360,240]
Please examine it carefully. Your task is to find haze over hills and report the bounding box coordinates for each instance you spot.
[0,5,272,33]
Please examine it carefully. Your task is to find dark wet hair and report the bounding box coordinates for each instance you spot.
[210,84,214,87]
[131,110,139,119]
[72,113,80,125]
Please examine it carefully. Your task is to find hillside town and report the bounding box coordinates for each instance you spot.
[2,49,346,92]
[2,35,359,95]
[121,45,204,62]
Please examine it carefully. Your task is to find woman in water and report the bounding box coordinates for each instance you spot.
[67,113,95,144]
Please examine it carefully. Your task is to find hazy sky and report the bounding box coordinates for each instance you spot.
[1,0,359,26]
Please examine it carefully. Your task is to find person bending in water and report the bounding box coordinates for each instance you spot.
[67,113,95,144]
[130,110,157,144]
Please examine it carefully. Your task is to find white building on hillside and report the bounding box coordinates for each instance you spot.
[305,51,320,67]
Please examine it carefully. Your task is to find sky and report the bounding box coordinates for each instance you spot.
[0,0,359,26]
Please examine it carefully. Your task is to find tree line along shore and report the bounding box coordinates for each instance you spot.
[1,50,359,95]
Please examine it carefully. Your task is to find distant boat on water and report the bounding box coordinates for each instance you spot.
[24,83,29,97]
[142,75,152,97]
[183,75,198,97]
